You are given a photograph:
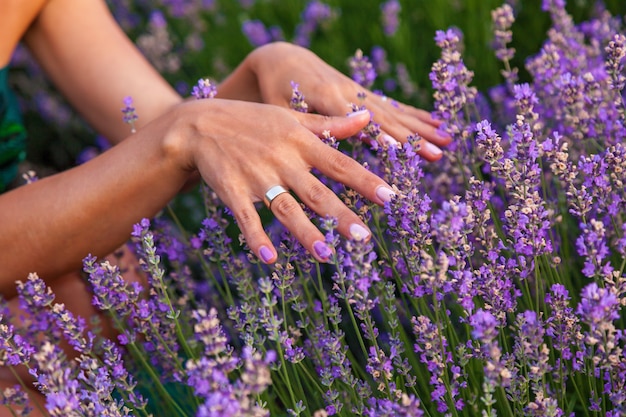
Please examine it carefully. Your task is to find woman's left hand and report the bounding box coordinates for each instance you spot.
[242,42,451,161]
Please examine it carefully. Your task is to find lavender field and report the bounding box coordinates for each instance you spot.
[2,0,626,416]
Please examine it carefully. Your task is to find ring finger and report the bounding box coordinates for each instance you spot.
[266,184,337,262]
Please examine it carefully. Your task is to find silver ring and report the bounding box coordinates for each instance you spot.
[264,185,289,208]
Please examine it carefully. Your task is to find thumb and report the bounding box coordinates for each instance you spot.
[296,109,370,139]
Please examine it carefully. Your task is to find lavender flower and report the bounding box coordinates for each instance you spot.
[542,132,593,218]
[242,20,272,47]
[304,324,361,413]
[192,308,230,357]
[430,196,475,269]
[186,346,273,417]
[371,46,391,76]
[491,4,515,63]
[491,3,518,92]
[349,49,376,89]
[0,385,33,416]
[412,315,464,413]
[121,96,138,133]
[576,282,625,411]
[430,28,477,136]
[21,169,39,184]
[575,218,611,278]
[523,392,564,417]
[364,394,424,417]
[380,0,401,37]
[469,309,513,411]
[544,284,583,370]
[333,237,380,318]
[577,282,620,329]
[513,311,552,395]
[136,11,180,73]
[472,250,521,324]
[192,78,218,100]
[395,63,417,98]
[0,317,35,368]
[605,33,626,94]
[83,254,143,325]
[33,91,73,127]
[289,81,308,113]
[293,1,334,47]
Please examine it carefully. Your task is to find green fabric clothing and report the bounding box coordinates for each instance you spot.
[0,64,27,193]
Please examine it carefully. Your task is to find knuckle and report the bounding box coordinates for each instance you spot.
[306,182,330,207]
[325,151,355,176]
[271,196,300,218]
[235,206,258,228]
[332,206,357,225]
[321,114,334,124]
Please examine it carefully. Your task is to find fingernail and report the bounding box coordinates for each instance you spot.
[381,134,399,147]
[436,129,451,139]
[259,245,274,263]
[349,223,371,241]
[313,240,332,260]
[375,185,396,203]
[423,141,443,156]
[347,109,369,118]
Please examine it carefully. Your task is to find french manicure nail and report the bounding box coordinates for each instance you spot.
[349,223,371,241]
[313,240,332,260]
[347,109,370,118]
[259,245,274,263]
[423,140,443,156]
[375,185,396,203]
[381,134,399,147]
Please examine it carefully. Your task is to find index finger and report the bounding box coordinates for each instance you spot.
[305,138,396,206]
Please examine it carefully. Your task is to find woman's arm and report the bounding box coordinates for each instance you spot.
[23,0,183,144]
[0,97,389,296]
[0,0,47,66]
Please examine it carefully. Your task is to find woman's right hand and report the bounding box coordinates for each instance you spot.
[162,99,395,263]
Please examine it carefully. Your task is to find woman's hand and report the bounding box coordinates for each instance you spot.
[244,42,452,161]
[166,99,395,263]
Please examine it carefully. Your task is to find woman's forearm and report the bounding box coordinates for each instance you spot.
[0,114,187,295]
[23,0,182,144]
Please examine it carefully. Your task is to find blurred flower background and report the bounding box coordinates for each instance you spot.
[3,0,626,416]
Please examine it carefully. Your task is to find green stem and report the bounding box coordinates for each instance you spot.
[127,342,190,417]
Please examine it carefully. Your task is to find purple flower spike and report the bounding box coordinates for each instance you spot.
[121,96,138,133]
[242,20,272,47]
[192,78,218,100]
[380,0,401,37]
[289,81,308,113]
[349,49,377,89]
[577,283,620,326]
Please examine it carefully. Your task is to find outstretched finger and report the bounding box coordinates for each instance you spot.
[265,189,335,262]
[376,127,444,162]
[294,109,371,139]
[289,172,374,242]
[227,197,278,264]
[305,141,396,207]
[388,109,452,147]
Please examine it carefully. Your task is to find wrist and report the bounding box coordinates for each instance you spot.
[158,102,197,177]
